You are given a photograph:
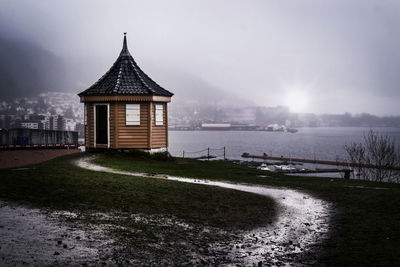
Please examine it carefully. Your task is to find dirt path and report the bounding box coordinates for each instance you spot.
[75,155,332,265]
[0,149,80,169]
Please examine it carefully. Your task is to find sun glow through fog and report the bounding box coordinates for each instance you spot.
[285,91,309,113]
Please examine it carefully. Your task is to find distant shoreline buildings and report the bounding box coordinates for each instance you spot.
[168,104,400,130]
[1,92,399,136]
[0,92,84,137]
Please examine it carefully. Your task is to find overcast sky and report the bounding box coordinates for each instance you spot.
[1,0,399,115]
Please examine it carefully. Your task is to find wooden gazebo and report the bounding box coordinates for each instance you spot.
[78,33,173,151]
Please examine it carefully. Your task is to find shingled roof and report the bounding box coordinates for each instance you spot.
[78,33,173,97]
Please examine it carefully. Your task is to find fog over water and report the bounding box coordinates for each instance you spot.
[1,0,400,115]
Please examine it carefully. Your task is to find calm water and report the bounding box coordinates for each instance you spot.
[169,127,400,161]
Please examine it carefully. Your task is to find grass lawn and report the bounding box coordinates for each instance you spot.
[0,153,277,229]
[0,152,277,263]
[95,152,400,266]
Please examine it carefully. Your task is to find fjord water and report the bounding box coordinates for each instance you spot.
[169,127,400,161]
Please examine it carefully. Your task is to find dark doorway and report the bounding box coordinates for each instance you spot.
[96,105,108,145]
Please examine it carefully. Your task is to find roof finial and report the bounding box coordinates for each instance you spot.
[120,32,131,56]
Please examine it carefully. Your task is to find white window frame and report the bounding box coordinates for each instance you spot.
[155,104,163,126]
[126,104,140,126]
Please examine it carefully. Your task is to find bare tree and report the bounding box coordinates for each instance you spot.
[344,142,367,180]
[364,130,398,182]
[395,145,400,183]
[345,130,400,182]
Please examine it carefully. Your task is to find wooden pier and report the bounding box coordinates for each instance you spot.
[242,153,400,171]
[280,168,353,179]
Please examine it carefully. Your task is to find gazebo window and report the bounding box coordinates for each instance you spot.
[155,104,163,126]
[126,104,140,125]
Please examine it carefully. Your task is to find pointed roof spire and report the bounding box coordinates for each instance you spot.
[78,32,173,97]
[120,32,131,56]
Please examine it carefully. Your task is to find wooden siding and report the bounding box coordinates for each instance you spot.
[109,103,115,148]
[151,103,167,148]
[85,101,168,149]
[115,102,150,148]
[86,103,94,147]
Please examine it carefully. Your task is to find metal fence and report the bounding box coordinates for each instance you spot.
[182,146,226,160]
[0,128,78,148]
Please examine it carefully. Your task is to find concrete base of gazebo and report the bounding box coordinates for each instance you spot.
[86,147,168,154]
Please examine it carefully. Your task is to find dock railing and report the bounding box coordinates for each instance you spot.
[242,153,400,171]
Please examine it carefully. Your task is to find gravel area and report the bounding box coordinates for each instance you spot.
[0,201,116,266]
[0,149,80,169]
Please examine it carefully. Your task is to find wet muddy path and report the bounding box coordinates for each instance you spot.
[0,201,115,266]
[75,155,332,265]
